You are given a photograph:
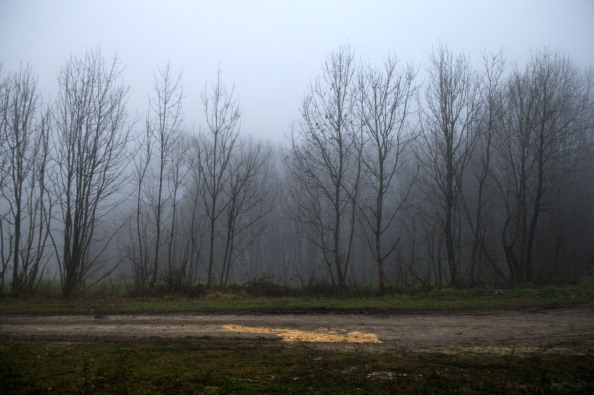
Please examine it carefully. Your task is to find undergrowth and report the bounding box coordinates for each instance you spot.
[1,340,592,394]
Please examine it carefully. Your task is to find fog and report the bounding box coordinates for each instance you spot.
[1,1,593,296]
[2,1,593,142]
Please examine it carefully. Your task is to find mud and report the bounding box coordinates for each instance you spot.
[1,306,592,353]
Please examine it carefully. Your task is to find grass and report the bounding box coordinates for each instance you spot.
[1,283,593,315]
[1,340,592,394]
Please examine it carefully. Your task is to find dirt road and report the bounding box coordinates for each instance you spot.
[1,306,593,353]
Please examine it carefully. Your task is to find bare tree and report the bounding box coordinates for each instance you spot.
[419,45,481,287]
[198,69,241,289]
[0,62,6,292]
[52,49,131,297]
[149,62,184,288]
[357,56,418,293]
[127,119,153,293]
[219,138,276,286]
[0,65,52,296]
[180,135,208,287]
[289,46,361,288]
[163,136,191,288]
[126,62,185,293]
[462,51,507,284]
[496,51,591,283]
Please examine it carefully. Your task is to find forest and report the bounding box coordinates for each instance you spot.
[1,45,593,297]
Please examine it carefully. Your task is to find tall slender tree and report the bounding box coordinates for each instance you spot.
[419,45,481,287]
[198,69,241,289]
[497,51,591,283]
[462,51,507,284]
[127,61,184,293]
[357,56,417,293]
[0,65,52,296]
[289,46,361,287]
[146,62,184,288]
[219,138,275,286]
[53,49,131,297]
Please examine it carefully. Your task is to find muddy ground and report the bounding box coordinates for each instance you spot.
[1,305,593,354]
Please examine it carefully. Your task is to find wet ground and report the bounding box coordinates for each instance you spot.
[1,305,592,354]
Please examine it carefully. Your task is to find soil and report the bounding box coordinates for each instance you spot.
[1,305,593,354]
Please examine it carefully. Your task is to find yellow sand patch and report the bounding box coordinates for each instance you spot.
[223,324,382,343]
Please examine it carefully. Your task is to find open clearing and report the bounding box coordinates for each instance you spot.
[2,305,592,354]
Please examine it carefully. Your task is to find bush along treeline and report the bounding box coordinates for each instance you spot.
[1,45,593,298]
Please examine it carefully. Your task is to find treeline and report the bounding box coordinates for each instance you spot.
[1,45,593,297]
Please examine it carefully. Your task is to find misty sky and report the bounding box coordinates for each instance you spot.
[1,0,593,142]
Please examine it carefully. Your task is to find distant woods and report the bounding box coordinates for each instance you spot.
[1,45,593,297]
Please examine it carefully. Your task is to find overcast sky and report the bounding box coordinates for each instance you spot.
[1,0,593,142]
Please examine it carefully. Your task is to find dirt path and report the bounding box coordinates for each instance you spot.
[1,306,593,353]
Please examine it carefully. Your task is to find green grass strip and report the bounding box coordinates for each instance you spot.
[1,284,592,315]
